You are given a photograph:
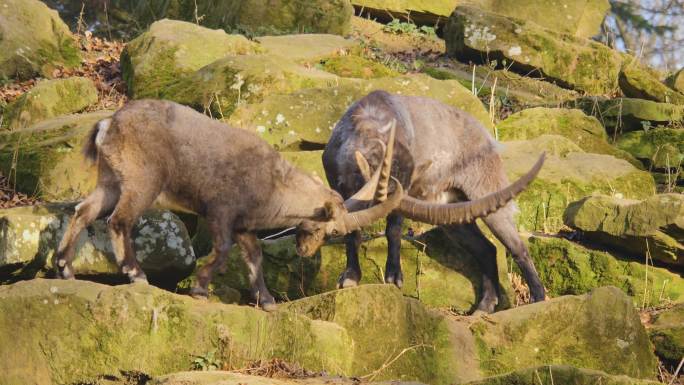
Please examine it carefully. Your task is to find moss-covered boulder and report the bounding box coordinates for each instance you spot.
[257,34,359,62]
[150,372,425,385]
[666,68,684,94]
[526,236,684,306]
[501,135,655,233]
[281,151,327,183]
[284,284,472,384]
[321,55,400,79]
[2,77,98,130]
[352,0,609,38]
[620,62,684,105]
[573,97,684,132]
[285,285,659,382]
[647,303,684,363]
[616,128,684,171]
[497,107,639,166]
[157,54,341,117]
[471,286,658,379]
[564,194,684,267]
[229,74,490,150]
[0,204,195,283]
[45,0,353,39]
[0,0,81,80]
[444,6,623,95]
[121,19,261,99]
[0,279,353,385]
[181,225,515,313]
[464,365,661,385]
[0,111,111,200]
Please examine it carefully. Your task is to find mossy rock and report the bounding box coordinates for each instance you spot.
[285,285,659,382]
[666,68,684,94]
[320,55,400,79]
[0,0,81,80]
[0,111,111,200]
[444,6,623,95]
[572,97,684,132]
[500,135,655,233]
[150,371,427,385]
[620,61,684,105]
[647,303,684,363]
[121,19,261,99]
[45,0,353,40]
[157,53,342,117]
[616,128,684,171]
[283,284,470,384]
[2,77,98,130]
[0,204,195,284]
[470,286,658,379]
[256,34,359,62]
[0,279,354,385]
[526,236,684,307]
[423,63,579,109]
[497,107,640,166]
[564,194,684,267]
[464,365,661,385]
[351,0,609,38]
[181,225,514,314]
[229,74,491,150]
[281,150,328,183]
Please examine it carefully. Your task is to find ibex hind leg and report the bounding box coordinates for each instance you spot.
[235,232,276,312]
[107,187,160,284]
[54,185,119,280]
[483,209,545,303]
[443,223,500,313]
[190,212,234,299]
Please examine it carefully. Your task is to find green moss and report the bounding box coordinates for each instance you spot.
[0,111,110,200]
[564,194,683,267]
[572,97,684,132]
[617,128,684,170]
[0,279,354,385]
[445,6,623,95]
[620,61,684,105]
[2,77,98,130]
[320,55,399,79]
[498,108,641,167]
[648,303,684,362]
[525,236,684,306]
[501,136,655,233]
[465,365,661,385]
[471,287,658,379]
[283,285,465,385]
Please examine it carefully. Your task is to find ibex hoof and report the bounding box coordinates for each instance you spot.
[385,272,403,289]
[336,269,360,289]
[260,300,278,312]
[189,286,209,299]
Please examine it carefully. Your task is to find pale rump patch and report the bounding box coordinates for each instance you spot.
[95,118,112,146]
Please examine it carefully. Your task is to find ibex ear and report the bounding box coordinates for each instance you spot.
[313,201,339,221]
[355,151,372,182]
[411,160,432,184]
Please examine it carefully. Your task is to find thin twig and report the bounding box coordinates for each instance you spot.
[360,344,433,381]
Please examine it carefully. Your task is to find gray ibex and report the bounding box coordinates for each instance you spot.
[54,99,404,311]
[323,90,546,313]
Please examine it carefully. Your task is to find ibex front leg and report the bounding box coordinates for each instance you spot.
[190,213,234,298]
[235,232,277,312]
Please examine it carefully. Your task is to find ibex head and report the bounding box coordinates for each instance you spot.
[295,120,401,257]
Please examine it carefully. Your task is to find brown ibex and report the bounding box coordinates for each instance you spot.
[323,90,546,313]
[54,99,403,311]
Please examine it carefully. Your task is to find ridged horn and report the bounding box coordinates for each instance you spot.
[398,153,545,225]
[332,177,403,234]
[343,120,396,212]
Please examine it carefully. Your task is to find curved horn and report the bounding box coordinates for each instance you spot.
[399,153,545,225]
[343,119,397,211]
[332,177,404,234]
